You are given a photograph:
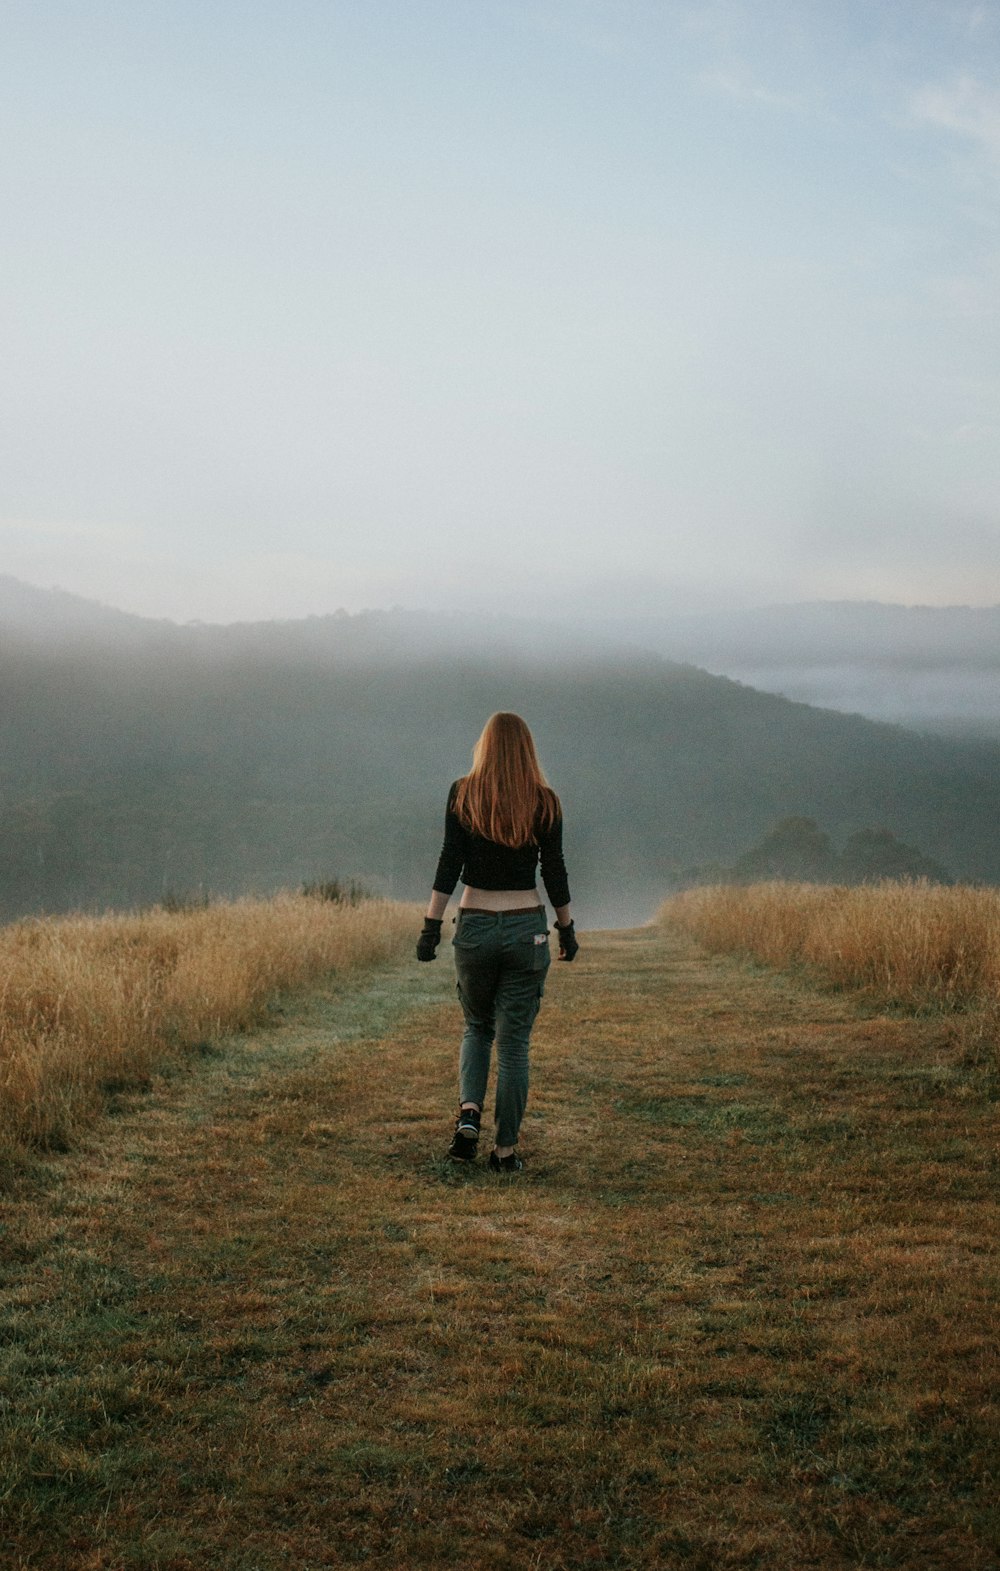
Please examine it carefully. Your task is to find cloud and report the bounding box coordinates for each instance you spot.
[911,74,1000,167]
[680,0,745,52]
[497,1,634,60]
[697,64,801,111]
[933,263,1000,317]
[948,421,1000,443]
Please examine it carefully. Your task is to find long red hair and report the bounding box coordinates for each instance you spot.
[453,713,560,848]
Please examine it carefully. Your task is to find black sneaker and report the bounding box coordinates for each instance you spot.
[489,1151,523,1173]
[447,1107,481,1162]
[447,1131,478,1161]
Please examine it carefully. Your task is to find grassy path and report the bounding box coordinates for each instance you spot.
[1,925,997,1571]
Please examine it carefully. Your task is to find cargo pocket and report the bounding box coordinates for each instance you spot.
[524,932,551,973]
[452,914,487,951]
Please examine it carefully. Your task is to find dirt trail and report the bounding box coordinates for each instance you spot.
[2,924,997,1571]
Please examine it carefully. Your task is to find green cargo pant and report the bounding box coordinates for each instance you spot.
[452,907,551,1148]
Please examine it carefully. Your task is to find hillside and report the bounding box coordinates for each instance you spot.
[2,583,1000,923]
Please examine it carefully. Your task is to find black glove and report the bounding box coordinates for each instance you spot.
[416,917,443,962]
[556,920,579,962]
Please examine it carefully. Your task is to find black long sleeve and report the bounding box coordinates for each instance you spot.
[431,782,571,907]
[537,814,571,909]
[432,785,467,896]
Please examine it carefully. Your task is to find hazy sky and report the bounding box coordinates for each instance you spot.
[3,1,999,623]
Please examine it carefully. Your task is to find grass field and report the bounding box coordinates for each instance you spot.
[0,894,417,1163]
[1,920,997,1570]
[661,880,1000,1017]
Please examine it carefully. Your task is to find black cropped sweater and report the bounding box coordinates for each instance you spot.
[432,781,571,909]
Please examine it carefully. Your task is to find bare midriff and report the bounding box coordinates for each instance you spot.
[458,886,541,911]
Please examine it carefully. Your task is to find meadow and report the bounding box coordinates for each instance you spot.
[0,892,996,1568]
[0,893,416,1164]
[662,880,1000,1067]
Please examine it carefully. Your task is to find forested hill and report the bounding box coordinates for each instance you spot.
[2,588,1000,924]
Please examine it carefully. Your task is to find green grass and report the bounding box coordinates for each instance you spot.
[1,924,997,1570]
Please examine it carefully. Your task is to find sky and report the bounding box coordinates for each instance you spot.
[2,0,999,624]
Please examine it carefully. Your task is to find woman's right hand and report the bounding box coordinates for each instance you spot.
[416,917,443,962]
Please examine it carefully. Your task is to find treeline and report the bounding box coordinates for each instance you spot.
[2,602,1000,923]
[678,816,952,889]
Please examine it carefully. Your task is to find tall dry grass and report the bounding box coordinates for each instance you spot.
[0,894,418,1159]
[661,879,1000,1016]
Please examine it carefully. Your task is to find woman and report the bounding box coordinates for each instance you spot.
[416,712,578,1172]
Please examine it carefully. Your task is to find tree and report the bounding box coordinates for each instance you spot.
[840,828,950,885]
[733,817,839,883]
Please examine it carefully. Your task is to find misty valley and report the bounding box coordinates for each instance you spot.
[2,579,999,926]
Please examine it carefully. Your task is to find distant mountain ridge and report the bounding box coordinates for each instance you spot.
[1,577,999,926]
[6,574,999,737]
[584,600,1000,737]
[0,574,166,642]
[608,600,1000,669]
[6,575,999,668]
[0,575,618,663]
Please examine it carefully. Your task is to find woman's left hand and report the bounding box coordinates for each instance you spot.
[555,920,579,962]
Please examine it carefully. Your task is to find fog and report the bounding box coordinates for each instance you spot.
[5,573,1000,740]
[578,601,1000,739]
[3,576,1000,931]
[705,666,1000,739]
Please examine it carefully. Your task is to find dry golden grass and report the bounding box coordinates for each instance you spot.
[0,894,417,1160]
[1,924,996,1570]
[661,879,1000,1014]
